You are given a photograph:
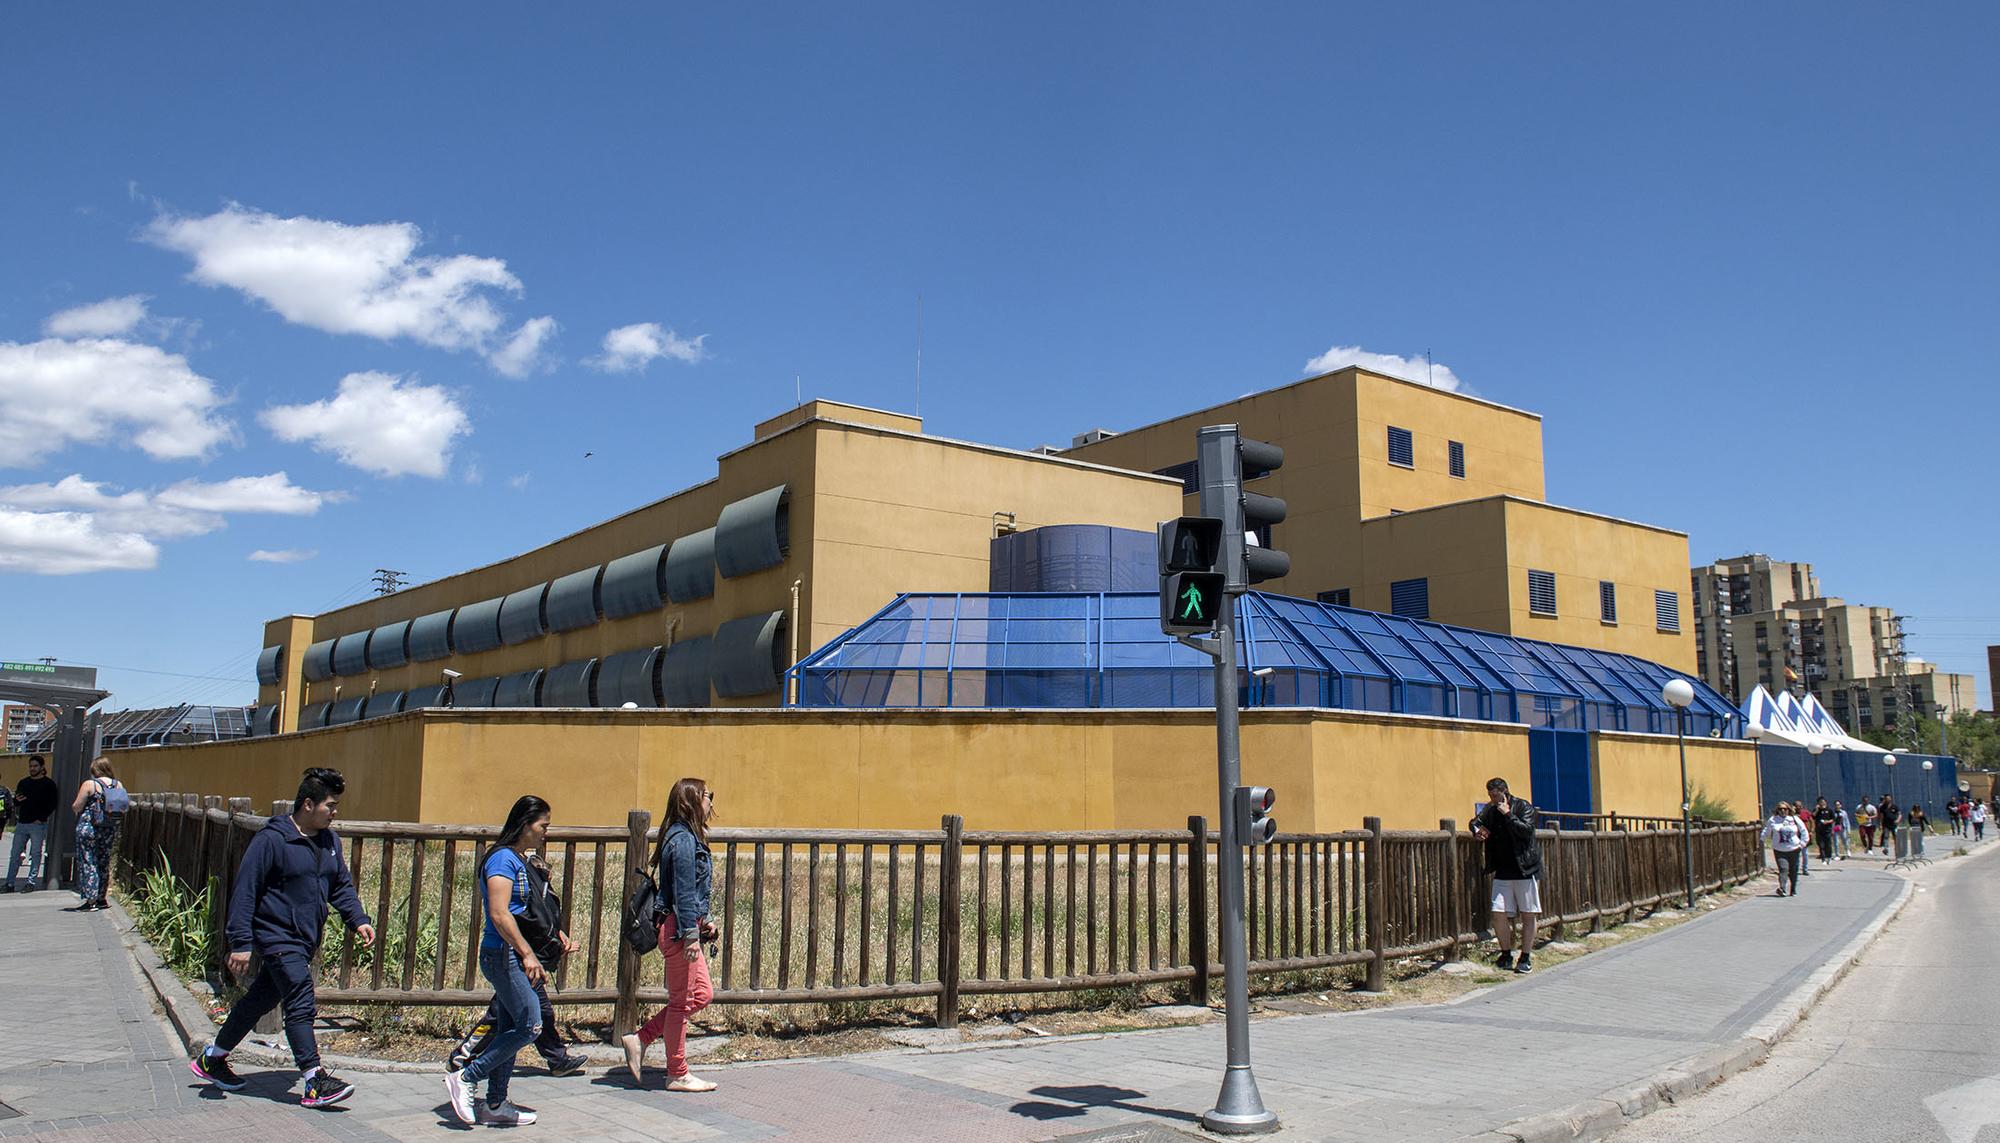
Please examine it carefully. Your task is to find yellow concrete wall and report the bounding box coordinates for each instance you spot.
[1355,499,1515,631]
[1590,732,1759,821]
[108,715,427,822]
[1351,370,1544,520]
[258,408,1181,726]
[1059,370,1365,600]
[804,427,1182,649]
[1061,367,1546,603]
[110,707,1754,834]
[1499,499,1695,670]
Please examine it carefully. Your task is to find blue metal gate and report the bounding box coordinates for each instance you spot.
[1529,727,1594,821]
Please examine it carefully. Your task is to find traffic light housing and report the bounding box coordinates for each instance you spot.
[1196,426,1289,591]
[1235,785,1277,845]
[1159,517,1226,635]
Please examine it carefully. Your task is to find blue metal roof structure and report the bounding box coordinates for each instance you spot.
[789,591,1742,738]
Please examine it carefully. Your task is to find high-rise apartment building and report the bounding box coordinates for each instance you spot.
[1990,645,2000,716]
[2,703,52,752]
[1692,553,1977,730]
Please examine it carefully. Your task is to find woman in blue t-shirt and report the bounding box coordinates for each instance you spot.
[445,795,553,1127]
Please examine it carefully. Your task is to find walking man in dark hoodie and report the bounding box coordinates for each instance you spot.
[189,767,375,1108]
[1471,777,1542,974]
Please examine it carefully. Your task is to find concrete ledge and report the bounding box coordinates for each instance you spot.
[1492,871,1922,1142]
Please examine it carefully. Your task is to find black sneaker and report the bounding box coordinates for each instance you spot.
[301,1070,355,1109]
[546,1052,587,1077]
[189,1049,246,1091]
[1495,950,1515,971]
[1514,955,1534,974]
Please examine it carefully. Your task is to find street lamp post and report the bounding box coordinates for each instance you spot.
[1882,753,1898,853]
[1808,741,1825,801]
[1663,679,1698,909]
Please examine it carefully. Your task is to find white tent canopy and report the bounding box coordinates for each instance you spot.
[1741,684,1877,751]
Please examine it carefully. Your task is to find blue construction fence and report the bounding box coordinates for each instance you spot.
[1755,745,1958,816]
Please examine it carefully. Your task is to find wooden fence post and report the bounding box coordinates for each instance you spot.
[1363,816,1386,992]
[1439,819,1460,962]
[612,809,651,1038]
[1187,816,1211,1006]
[936,815,964,1029]
[1588,821,1605,934]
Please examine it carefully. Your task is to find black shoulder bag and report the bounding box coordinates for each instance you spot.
[515,859,566,966]
[621,832,671,956]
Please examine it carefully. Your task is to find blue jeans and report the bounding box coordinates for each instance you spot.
[7,822,48,888]
[462,946,540,1105]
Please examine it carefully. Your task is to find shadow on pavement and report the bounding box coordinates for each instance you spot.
[1009,1084,1199,1124]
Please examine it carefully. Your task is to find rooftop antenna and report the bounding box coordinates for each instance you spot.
[796,374,801,406]
[1426,348,1433,388]
[915,293,923,418]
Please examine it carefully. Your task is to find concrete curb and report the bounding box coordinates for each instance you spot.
[1491,871,1922,1143]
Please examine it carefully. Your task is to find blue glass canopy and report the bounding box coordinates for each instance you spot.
[789,591,1742,737]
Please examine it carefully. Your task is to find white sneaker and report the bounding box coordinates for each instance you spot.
[444,1069,476,1125]
[666,1072,717,1093]
[477,1100,537,1125]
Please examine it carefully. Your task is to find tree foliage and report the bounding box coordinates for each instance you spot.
[1858,712,2000,769]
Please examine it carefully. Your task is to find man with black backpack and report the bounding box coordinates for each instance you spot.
[447,849,586,1077]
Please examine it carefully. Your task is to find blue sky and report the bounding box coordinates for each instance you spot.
[2,3,1994,713]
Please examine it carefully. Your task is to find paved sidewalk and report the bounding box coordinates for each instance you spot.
[0,858,1916,1141]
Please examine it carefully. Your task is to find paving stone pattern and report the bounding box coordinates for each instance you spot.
[0,852,1917,1141]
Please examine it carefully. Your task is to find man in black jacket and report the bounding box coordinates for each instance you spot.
[2,756,58,892]
[1471,777,1542,974]
[189,768,375,1109]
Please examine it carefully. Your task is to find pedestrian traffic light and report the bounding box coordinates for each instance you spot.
[1235,785,1277,845]
[1195,426,1289,592]
[1159,517,1226,636]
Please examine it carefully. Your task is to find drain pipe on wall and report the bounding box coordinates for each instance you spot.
[789,578,803,705]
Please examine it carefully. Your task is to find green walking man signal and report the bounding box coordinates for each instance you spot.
[1179,580,1207,620]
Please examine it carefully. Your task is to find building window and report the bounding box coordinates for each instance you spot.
[1599,581,1618,625]
[1387,426,1414,468]
[1655,590,1682,633]
[1390,578,1429,619]
[1317,588,1351,608]
[1528,570,1557,617]
[1448,440,1465,478]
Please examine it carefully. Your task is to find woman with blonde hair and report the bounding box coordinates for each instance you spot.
[620,777,718,1092]
[70,757,129,911]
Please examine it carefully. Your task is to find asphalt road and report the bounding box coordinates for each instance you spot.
[1612,842,2000,1143]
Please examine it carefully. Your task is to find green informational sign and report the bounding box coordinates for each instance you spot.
[0,661,98,689]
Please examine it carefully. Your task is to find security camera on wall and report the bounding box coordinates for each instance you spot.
[441,669,463,681]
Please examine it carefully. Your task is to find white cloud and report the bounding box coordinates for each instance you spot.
[489,316,558,378]
[146,204,546,373]
[44,295,148,338]
[248,548,317,564]
[1303,346,1466,394]
[0,337,234,466]
[261,371,470,479]
[156,472,337,515]
[0,471,337,570]
[589,322,706,372]
[506,472,532,490]
[0,506,158,574]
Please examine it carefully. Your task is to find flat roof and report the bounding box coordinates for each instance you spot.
[1060,365,1543,450]
[1360,493,1688,539]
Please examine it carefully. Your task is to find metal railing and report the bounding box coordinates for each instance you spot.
[116,794,1763,1031]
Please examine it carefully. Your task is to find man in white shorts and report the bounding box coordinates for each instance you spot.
[1471,777,1542,974]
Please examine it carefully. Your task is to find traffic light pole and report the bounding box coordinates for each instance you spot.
[1187,424,1279,1134]
[1197,595,1277,1134]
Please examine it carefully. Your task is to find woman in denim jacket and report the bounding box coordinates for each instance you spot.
[621,777,717,1092]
